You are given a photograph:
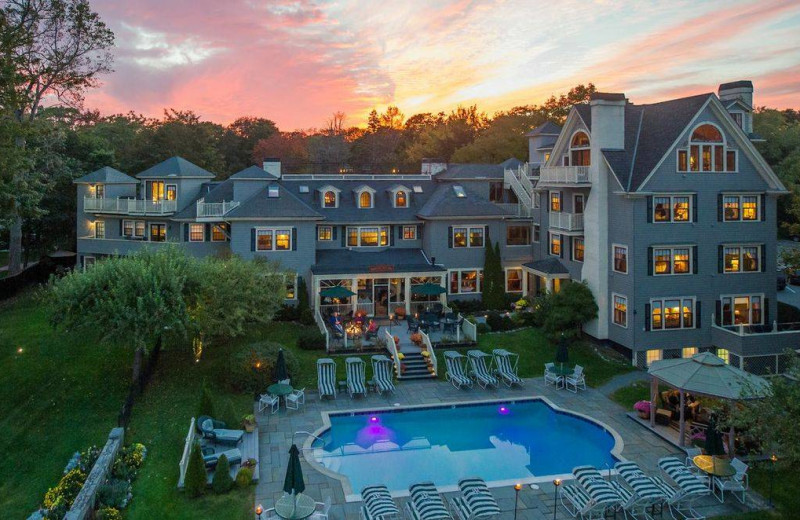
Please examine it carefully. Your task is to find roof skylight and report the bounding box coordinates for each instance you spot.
[267,185,280,198]
[299,185,309,193]
[453,185,466,198]
[413,185,423,193]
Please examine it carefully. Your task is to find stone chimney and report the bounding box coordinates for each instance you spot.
[421,158,447,176]
[263,158,281,178]
[718,80,754,135]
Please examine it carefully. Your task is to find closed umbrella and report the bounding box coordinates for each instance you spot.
[283,444,306,514]
[320,286,356,298]
[704,414,726,457]
[275,348,288,382]
[411,282,447,296]
[555,335,569,372]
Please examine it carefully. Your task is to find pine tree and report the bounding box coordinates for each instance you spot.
[184,444,208,497]
[482,240,505,310]
[481,241,496,308]
[197,381,215,418]
[219,399,239,429]
[212,454,234,494]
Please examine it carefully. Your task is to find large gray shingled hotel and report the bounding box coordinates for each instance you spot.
[75,80,797,374]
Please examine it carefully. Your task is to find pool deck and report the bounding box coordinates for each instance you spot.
[255,376,765,519]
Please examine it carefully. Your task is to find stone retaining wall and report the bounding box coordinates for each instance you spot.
[64,427,125,520]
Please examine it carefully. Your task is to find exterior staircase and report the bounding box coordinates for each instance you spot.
[397,350,437,380]
[503,163,535,216]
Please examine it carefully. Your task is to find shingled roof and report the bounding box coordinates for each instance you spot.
[229,165,278,180]
[74,166,137,184]
[172,180,234,219]
[136,157,215,179]
[525,121,561,137]
[311,248,444,275]
[435,158,523,180]
[225,182,322,220]
[417,183,511,219]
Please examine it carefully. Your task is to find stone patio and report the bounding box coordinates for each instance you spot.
[255,377,765,519]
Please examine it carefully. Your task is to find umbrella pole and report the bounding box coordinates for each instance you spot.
[728,425,735,457]
[678,389,685,447]
[650,377,657,429]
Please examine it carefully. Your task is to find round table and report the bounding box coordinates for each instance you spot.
[693,455,736,478]
[268,383,294,397]
[275,493,316,520]
[552,365,574,377]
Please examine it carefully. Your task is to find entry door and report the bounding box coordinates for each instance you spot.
[374,284,389,317]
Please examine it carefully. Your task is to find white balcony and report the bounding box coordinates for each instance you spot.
[84,196,177,215]
[539,166,591,186]
[196,199,240,219]
[549,211,584,231]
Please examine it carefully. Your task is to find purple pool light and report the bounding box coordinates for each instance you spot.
[498,406,510,415]
[369,416,379,423]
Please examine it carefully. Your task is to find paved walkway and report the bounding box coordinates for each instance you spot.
[254,376,762,519]
[595,369,649,397]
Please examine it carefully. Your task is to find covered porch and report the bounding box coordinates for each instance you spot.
[522,257,571,295]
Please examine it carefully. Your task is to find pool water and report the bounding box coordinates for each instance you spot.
[311,399,619,493]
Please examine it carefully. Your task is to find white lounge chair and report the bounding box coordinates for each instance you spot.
[317,358,337,399]
[371,355,396,394]
[565,365,586,393]
[544,363,563,388]
[658,456,711,519]
[713,458,748,504]
[346,357,367,398]
[406,482,452,520]
[449,478,500,520]
[311,496,332,520]
[491,349,522,387]
[360,485,400,520]
[444,351,472,389]
[258,393,279,414]
[467,350,498,389]
[572,466,623,513]
[615,461,671,518]
[560,482,618,520]
[286,388,305,411]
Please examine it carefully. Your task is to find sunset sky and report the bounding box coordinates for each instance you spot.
[85,0,800,130]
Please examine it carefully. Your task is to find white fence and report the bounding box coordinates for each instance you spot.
[196,198,240,218]
[419,329,438,376]
[385,329,401,378]
[461,316,477,342]
[314,309,331,352]
[177,418,197,489]
[549,212,584,231]
[539,166,590,184]
[84,196,177,215]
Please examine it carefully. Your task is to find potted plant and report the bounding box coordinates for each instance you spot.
[242,414,256,433]
[410,332,423,345]
[633,401,651,420]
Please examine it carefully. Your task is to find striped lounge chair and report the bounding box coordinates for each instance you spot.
[560,482,618,520]
[360,485,400,520]
[317,358,337,399]
[572,466,623,514]
[449,478,500,520]
[467,350,498,389]
[614,461,671,519]
[406,482,452,520]
[658,456,711,520]
[491,349,522,387]
[371,355,396,394]
[346,357,367,398]
[444,351,472,389]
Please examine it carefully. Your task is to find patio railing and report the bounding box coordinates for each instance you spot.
[420,329,438,376]
[178,417,197,489]
[461,315,477,342]
[314,308,331,352]
[356,302,375,315]
[384,329,401,378]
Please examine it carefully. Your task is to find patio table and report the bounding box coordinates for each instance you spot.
[441,318,458,334]
[267,383,294,409]
[275,493,316,520]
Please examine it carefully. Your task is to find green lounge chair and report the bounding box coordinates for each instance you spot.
[371,355,395,394]
[196,415,244,446]
[346,357,367,398]
[317,358,337,399]
[201,446,242,468]
[467,350,498,389]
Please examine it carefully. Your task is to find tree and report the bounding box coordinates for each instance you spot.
[218,116,277,176]
[184,443,207,497]
[2,0,114,274]
[754,109,800,236]
[452,111,548,163]
[197,381,215,418]
[541,282,598,340]
[211,454,233,494]
[481,240,504,310]
[252,131,309,174]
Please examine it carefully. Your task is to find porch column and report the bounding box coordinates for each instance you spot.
[404,276,412,314]
[352,277,358,315]
[650,376,658,428]
[546,277,554,294]
[313,277,320,314]
[678,389,686,447]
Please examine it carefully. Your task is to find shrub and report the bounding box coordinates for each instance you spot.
[235,466,254,488]
[226,341,299,392]
[476,323,490,334]
[97,478,132,509]
[212,454,234,494]
[95,507,123,520]
[120,443,147,470]
[197,380,215,418]
[219,399,240,429]
[299,307,316,325]
[515,311,537,327]
[296,329,326,351]
[78,445,101,473]
[184,444,207,497]
[449,298,483,314]
[485,312,505,332]
[275,304,301,322]
[43,468,86,514]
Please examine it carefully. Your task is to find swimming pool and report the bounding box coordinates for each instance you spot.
[308,398,622,498]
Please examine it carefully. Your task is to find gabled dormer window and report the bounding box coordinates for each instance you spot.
[355,186,375,208]
[570,131,590,166]
[318,185,340,208]
[395,190,407,208]
[677,123,737,173]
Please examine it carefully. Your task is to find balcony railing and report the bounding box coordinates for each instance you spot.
[196,198,240,219]
[84,196,177,215]
[539,166,590,185]
[549,211,584,231]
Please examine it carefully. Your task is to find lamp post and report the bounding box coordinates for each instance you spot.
[514,483,522,520]
[256,504,263,519]
[769,453,778,508]
[553,479,561,520]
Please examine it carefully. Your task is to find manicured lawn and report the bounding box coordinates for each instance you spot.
[714,464,798,520]
[0,293,131,518]
[0,250,8,267]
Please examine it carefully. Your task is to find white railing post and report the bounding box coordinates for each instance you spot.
[384,329,400,378]
[314,309,330,352]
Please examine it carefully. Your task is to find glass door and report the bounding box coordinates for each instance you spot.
[374,280,389,317]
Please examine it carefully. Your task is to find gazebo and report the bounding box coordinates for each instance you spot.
[648,352,770,451]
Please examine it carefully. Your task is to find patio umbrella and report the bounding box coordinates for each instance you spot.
[320,286,356,298]
[275,348,288,382]
[555,335,569,371]
[283,444,306,514]
[411,282,447,295]
[704,414,726,457]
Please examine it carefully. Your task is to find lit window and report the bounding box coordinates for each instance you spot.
[570,131,590,166]
[613,294,627,327]
[135,221,145,238]
[613,245,628,274]
[323,191,337,208]
[149,223,166,242]
[359,191,372,208]
[506,268,522,292]
[469,227,484,247]
[723,194,759,221]
[94,184,105,198]
[395,191,407,207]
[318,226,333,241]
[256,229,273,250]
[646,349,662,367]
[550,233,562,256]
[724,245,761,273]
[573,237,585,262]
[285,275,297,300]
[653,195,691,222]
[212,225,227,242]
[402,225,417,240]
[276,229,291,250]
[94,220,105,239]
[449,269,481,294]
[123,220,134,238]
[506,226,531,246]
[678,124,735,172]
[345,226,390,247]
[720,295,762,326]
[682,347,698,358]
[550,191,562,212]
[189,223,204,242]
[653,247,692,275]
[717,348,730,364]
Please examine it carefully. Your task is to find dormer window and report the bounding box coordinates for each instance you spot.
[569,131,590,166]
[395,190,407,208]
[323,190,337,208]
[359,191,372,208]
[677,123,736,173]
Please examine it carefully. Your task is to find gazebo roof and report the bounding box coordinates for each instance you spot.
[648,352,770,400]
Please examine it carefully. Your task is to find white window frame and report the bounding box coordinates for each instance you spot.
[402,225,417,240]
[317,225,333,241]
[572,236,585,262]
[255,227,293,251]
[723,244,762,274]
[346,225,389,247]
[94,220,105,239]
[448,268,483,295]
[452,226,485,248]
[285,273,298,301]
[504,267,523,293]
[166,183,178,201]
[394,190,409,208]
[93,184,105,199]
[716,348,730,364]
[533,224,540,243]
[612,293,628,328]
[356,189,374,209]
[188,223,204,242]
[211,224,227,242]
[612,244,628,274]
[652,245,693,276]
[573,193,584,214]
[549,232,562,257]
[649,296,696,331]
[123,219,146,238]
[652,194,692,223]
[83,256,96,271]
[549,190,562,213]
[322,190,338,208]
[722,193,761,222]
[720,293,764,326]
[676,122,738,173]
[645,349,662,367]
